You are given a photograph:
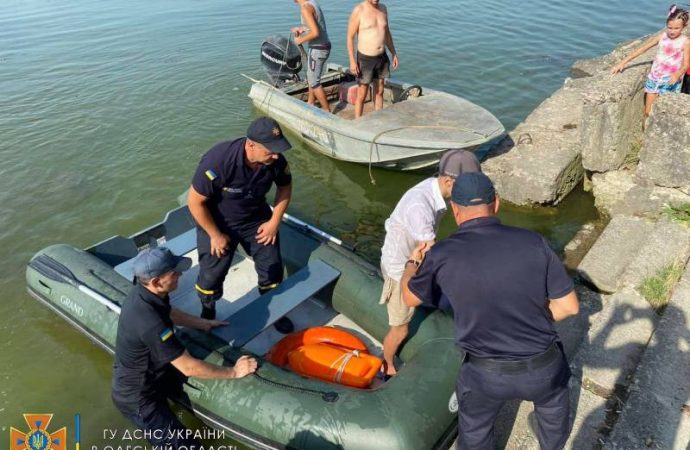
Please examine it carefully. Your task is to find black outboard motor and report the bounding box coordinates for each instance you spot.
[260,35,303,87]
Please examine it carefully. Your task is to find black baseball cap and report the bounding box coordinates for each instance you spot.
[438,149,481,178]
[451,172,496,206]
[246,117,292,153]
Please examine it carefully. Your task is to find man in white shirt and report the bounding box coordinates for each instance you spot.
[379,149,481,377]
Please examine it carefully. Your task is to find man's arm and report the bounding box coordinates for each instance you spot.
[548,290,579,321]
[171,351,257,379]
[188,186,230,257]
[170,308,227,333]
[256,183,292,246]
[381,5,398,69]
[295,4,320,46]
[401,242,432,307]
[347,5,361,76]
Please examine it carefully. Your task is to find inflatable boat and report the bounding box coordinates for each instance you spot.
[26,205,460,449]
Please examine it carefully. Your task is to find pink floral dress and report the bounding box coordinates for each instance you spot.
[645,32,688,94]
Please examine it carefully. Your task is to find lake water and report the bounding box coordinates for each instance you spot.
[0,0,660,446]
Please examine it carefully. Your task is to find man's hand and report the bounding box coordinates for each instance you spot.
[410,241,431,265]
[200,319,228,333]
[391,54,399,70]
[210,233,231,258]
[256,220,279,246]
[350,59,360,77]
[232,355,258,379]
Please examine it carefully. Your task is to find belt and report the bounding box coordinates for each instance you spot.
[310,42,331,50]
[465,343,562,374]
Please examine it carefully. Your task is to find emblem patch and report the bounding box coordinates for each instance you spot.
[205,169,217,181]
[159,328,174,342]
[272,127,281,136]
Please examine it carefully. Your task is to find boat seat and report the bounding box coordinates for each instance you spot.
[113,228,197,280]
[211,259,341,348]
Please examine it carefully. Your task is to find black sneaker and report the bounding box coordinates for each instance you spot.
[274,317,294,334]
[200,299,216,320]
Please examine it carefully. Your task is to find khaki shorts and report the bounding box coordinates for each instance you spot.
[379,275,415,326]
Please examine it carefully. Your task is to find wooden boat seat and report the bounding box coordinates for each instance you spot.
[211,259,341,348]
[113,228,197,280]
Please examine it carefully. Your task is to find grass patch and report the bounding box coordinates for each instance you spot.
[662,203,690,226]
[638,263,684,312]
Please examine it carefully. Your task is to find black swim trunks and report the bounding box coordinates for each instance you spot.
[357,52,390,85]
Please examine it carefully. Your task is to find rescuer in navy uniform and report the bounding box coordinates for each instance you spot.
[401,172,580,450]
[112,247,257,449]
[188,117,293,331]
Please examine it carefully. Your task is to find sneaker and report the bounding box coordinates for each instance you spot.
[274,317,294,334]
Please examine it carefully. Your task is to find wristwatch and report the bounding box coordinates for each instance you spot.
[405,259,420,268]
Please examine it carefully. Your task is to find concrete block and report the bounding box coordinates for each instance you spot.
[565,379,610,449]
[620,219,690,289]
[605,266,690,450]
[578,216,655,293]
[571,288,660,398]
[580,71,647,172]
[483,127,583,206]
[592,170,690,218]
[637,94,690,191]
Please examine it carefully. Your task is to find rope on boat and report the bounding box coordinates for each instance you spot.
[367,124,492,185]
[253,371,340,403]
[329,349,360,384]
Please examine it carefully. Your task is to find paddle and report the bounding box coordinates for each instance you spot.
[29,254,122,313]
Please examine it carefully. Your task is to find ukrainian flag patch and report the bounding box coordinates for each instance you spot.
[205,169,217,181]
[159,328,174,342]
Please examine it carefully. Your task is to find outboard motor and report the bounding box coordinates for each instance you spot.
[260,35,303,87]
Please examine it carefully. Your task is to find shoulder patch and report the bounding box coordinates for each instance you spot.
[205,169,217,181]
[283,163,290,175]
[159,328,174,342]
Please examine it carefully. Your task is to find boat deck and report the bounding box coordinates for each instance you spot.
[169,249,386,362]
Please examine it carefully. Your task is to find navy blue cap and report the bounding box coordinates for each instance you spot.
[132,247,192,279]
[246,117,292,153]
[452,172,496,206]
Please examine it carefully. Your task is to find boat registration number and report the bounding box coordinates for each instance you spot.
[298,121,334,152]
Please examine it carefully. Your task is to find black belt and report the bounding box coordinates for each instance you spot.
[310,43,331,50]
[465,343,562,374]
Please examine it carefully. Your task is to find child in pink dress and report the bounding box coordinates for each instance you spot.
[611,4,690,116]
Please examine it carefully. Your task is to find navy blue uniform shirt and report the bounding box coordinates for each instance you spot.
[408,217,574,359]
[191,138,292,229]
[112,284,186,414]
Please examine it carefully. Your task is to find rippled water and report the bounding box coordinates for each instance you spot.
[0,0,660,446]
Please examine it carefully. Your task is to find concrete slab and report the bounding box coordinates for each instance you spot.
[621,219,690,290]
[605,265,690,450]
[577,216,655,293]
[570,288,659,398]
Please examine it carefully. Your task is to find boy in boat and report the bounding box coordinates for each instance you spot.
[347,0,399,118]
[379,150,480,378]
[292,0,332,113]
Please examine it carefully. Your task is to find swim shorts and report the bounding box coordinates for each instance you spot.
[307,45,330,89]
[357,52,390,85]
[645,76,682,94]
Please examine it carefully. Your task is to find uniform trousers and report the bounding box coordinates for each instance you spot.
[456,345,571,450]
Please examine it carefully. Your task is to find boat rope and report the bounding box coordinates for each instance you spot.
[252,371,340,403]
[367,124,492,185]
[328,349,360,384]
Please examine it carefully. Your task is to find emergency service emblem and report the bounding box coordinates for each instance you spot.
[10,414,67,450]
[272,127,281,136]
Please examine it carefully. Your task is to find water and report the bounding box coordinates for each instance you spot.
[0,0,660,446]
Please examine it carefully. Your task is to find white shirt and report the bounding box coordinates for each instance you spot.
[381,177,447,281]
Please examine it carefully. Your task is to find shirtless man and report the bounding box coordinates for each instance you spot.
[347,0,399,118]
[292,0,331,112]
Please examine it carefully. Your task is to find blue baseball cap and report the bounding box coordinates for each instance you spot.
[132,247,192,279]
[246,117,292,153]
[452,172,496,206]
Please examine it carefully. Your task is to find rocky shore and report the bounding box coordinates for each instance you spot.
[457,31,690,449]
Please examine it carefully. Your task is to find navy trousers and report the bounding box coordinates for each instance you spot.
[195,221,283,305]
[456,349,571,450]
